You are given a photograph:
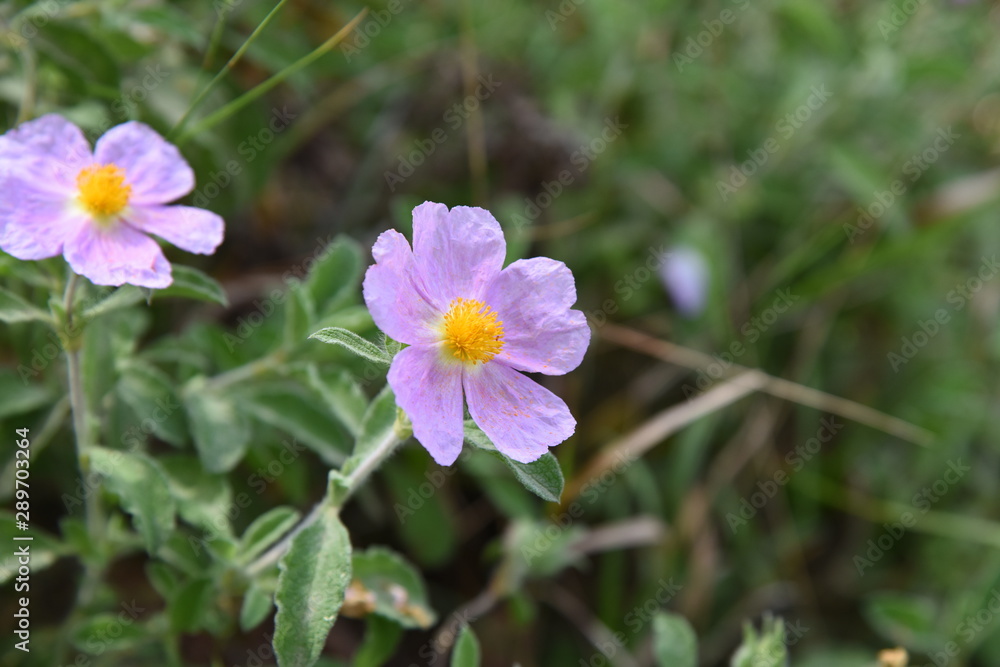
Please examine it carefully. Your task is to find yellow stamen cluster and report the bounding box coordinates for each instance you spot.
[441,298,505,364]
[77,164,131,218]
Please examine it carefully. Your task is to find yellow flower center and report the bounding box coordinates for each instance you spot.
[76,164,131,218]
[441,298,505,364]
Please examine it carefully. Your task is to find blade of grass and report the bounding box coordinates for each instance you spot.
[600,323,934,447]
[169,0,295,140]
[174,9,369,146]
[562,370,768,505]
[798,472,1000,549]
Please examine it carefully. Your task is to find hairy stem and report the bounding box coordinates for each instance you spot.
[63,274,104,604]
[244,428,401,577]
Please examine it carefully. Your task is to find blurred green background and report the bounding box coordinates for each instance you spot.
[2,0,1000,665]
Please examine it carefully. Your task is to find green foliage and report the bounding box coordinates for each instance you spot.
[351,547,436,629]
[309,327,393,367]
[88,446,176,554]
[274,508,352,667]
[651,612,698,667]
[451,625,481,667]
[464,421,565,502]
[731,616,789,667]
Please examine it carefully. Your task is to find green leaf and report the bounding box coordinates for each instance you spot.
[303,236,364,315]
[451,625,481,667]
[239,381,351,465]
[305,365,367,437]
[284,286,316,347]
[82,286,146,320]
[274,508,352,667]
[505,519,585,581]
[146,561,180,601]
[241,581,276,631]
[38,22,121,91]
[309,327,391,366]
[354,615,404,667]
[89,447,176,554]
[343,386,396,478]
[730,616,787,667]
[169,577,215,633]
[0,371,52,420]
[159,455,233,538]
[464,421,564,502]
[238,506,302,566]
[183,378,251,473]
[70,613,146,654]
[864,592,940,651]
[117,361,187,447]
[351,547,436,629]
[652,612,697,667]
[154,265,229,306]
[0,512,62,585]
[0,287,50,324]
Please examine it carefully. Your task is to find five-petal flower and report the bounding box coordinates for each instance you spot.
[363,202,590,465]
[0,114,224,288]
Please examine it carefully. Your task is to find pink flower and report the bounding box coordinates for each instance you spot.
[363,202,590,465]
[660,245,709,317]
[0,115,223,288]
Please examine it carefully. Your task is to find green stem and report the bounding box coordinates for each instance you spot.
[243,428,401,577]
[207,351,284,390]
[174,8,369,146]
[170,0,293,140]
[63,274,105,604]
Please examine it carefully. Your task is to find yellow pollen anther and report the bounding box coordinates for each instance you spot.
[76,164,131,218]
[441,298,505,364]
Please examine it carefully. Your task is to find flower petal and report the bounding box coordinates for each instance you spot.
[660,246,709,317]
[387,345,465,465]
[464,362,575,463]
[0,114,92,177]
[125,205,224,255]
[484,258,590,375]
[94,122,194,205]
[363,229,441,345]
[412,203,506,309]
[65,222,172,288]
[0,171,85,259]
